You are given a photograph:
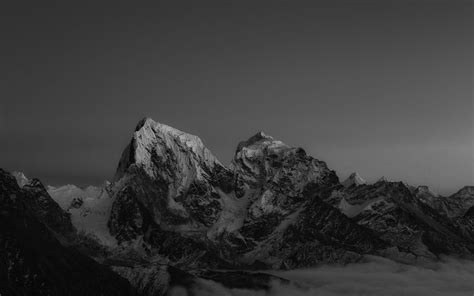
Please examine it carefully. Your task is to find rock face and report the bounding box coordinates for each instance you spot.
[0,169,134,296]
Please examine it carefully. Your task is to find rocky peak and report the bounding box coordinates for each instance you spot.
[231,130,339,206]
[109,118,232,238]
[341,172,366,188]
[115,117,222,181]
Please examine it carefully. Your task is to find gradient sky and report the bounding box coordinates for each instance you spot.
[1,1,472,194]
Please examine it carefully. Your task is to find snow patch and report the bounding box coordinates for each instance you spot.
[207,189,251,238]
[48,184,117,246]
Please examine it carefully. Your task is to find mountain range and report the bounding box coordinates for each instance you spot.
[1,117,473,295]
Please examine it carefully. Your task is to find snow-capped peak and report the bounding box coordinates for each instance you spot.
[115,117,222,181]
[135,117,206,151]
[341,172,366,188]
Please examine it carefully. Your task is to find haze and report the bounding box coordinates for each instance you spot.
[1,1,472,194]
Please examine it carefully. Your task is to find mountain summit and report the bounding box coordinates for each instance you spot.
[341,172,367,188]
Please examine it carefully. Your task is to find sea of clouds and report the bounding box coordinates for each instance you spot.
[169,256,474,296]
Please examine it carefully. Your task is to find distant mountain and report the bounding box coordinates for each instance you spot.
[334,181,474,260]
[3,117,473,295]
[341,172,367,188]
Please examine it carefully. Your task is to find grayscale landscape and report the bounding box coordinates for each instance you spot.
[1,1,472,295]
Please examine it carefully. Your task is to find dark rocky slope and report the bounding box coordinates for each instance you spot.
[0,169,134,296]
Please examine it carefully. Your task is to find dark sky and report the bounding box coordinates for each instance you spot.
[1,1,472,194]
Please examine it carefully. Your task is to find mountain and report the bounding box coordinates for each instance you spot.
[108,118,387,270]
[108,118,233,244]
[341,172,367,188]
[3,117,473,295]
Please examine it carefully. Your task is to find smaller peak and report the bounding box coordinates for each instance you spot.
[376,176,389,183]
[342,172,366,188]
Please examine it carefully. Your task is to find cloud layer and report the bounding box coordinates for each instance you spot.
[170,256,474,296]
